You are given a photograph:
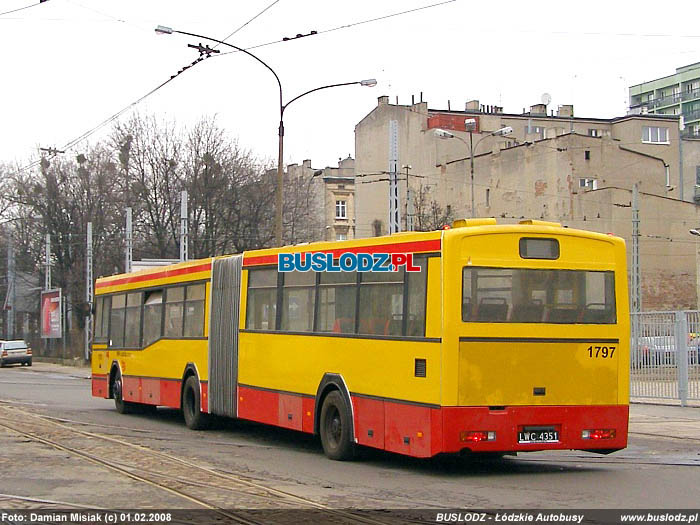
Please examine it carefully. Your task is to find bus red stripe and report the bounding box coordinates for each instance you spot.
[96,262,211,289]
[243,238,441,267]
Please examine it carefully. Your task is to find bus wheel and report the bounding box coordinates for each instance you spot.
[112,370,136,414]
[182,375,211,430]
[319,391,355,461]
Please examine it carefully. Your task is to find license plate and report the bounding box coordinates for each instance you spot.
[518,428,559,443]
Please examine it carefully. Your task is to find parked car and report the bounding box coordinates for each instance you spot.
[632,335,699,368]
[632,336,675,367]
[0,340,32,367]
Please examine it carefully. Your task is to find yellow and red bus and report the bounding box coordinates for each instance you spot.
[91,219,629,460]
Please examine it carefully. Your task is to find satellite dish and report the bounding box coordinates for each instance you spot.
[541,93,552,106]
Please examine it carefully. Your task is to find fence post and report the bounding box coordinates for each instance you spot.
[675,311,689,407]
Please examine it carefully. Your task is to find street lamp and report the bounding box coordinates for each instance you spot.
[155,25,376,246]
[434,123,513,218]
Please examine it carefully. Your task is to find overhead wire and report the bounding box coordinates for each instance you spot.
[214,0,281,48]
[217,0,457,53]
[9,0,457,175]
[0,0,47,18]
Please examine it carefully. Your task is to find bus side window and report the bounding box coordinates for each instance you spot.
[358,268,403,336]
[164,287,185,337]
[406,256,428,337]
[246,268,278,331]
[124,292,143,348]
[94,296,110,343]
[281,271,315,332]
[109,294,126,347]
[317,270,356,334]
[143,290,163,346]
[184,284,205,337]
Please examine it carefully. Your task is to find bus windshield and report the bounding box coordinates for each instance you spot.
[462,267,616,324]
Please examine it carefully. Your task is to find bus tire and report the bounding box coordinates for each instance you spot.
[112,370,137,414]
[319,390,355,461]
[182,375,211,430]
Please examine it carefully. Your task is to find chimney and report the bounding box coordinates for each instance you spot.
[530,104,547,116]
[557,105,574,118]
[466,99,480,111]
[378,95,389,106]
[302,159,312,169]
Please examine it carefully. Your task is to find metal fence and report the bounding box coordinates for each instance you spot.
[630,311,700,405]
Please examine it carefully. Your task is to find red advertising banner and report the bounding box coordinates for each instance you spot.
[41,289,62,339]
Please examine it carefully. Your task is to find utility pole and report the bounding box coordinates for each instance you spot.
[403,165,414,231]
[85,222,93,361]
[45,233,51,291]
[631,183,641,313]
[180,190,188,262]
[125,207,133,273]
[6,237,15,339]
[388,120,401,234]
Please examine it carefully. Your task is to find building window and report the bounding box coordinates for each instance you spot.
[525,125,544,139]
[588,129,600,137]
[584,150,591,161]
[579,178,598,190]
[642,126,669,144]
[335,200,347,219]
[336,233,347,241]
[696,166,700,186]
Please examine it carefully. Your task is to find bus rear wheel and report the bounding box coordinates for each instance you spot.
[319,391,355,461]
[182,375,211,430]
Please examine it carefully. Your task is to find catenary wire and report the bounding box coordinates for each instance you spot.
[0,0,48,17]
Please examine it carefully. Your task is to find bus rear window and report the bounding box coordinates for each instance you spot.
[462,267,616,324]
[519,238,559,260]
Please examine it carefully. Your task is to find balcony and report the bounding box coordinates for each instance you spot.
[683,109,700,123]
[682,88,700,102]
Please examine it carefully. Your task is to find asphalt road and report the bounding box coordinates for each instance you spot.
[1,362,699,510]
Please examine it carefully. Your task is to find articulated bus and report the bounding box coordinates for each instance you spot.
[91,218,629,460]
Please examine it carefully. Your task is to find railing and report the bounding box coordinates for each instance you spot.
[683,108,700,122]
[630,88,698,109]
[681,88,700,102]
[630,311,700,406]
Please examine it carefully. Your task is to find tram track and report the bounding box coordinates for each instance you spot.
[0,404,404,525]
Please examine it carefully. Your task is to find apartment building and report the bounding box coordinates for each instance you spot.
[286,157,356,242]
[629,62,700,138]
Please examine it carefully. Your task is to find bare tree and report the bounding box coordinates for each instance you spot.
[413,185,454,231]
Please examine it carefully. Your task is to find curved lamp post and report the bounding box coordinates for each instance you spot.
[435,122,512,218]
[155,25,376,246]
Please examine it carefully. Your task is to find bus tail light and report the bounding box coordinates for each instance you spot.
[582,429,616,440]
[460,431,496,443]
[27,348,32,355]
[1,350,7,358]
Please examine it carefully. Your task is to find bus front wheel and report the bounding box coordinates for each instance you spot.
[112,370,138,414]
[319,391,355,461]
[182,375,211,430]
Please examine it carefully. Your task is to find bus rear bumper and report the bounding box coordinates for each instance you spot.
[442,404,629,454]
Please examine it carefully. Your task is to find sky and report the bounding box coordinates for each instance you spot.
[1,0,699,171]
